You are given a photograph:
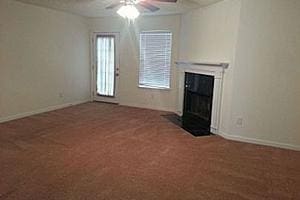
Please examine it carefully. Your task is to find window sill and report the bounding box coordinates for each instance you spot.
[138,85,171,90]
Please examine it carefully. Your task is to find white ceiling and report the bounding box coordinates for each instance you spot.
[15,0,223,18]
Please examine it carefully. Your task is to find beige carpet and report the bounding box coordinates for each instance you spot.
[0,102,299,200]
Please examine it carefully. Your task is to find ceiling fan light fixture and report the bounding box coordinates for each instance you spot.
[117,4,140,20]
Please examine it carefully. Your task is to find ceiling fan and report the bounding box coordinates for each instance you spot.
[106,0,178,20]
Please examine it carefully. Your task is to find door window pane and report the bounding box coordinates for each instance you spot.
[97,36,115,96]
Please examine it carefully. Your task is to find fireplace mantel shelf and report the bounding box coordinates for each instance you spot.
[175,61,229,69]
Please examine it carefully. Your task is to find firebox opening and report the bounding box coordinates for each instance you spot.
[182,72,214,136]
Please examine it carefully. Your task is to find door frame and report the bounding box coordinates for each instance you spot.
[91,32,120,104]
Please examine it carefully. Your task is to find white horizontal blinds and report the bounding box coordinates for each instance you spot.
[97,36,115,96]
[139,31,172,89]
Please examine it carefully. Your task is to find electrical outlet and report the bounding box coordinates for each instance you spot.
[236,117,244,127]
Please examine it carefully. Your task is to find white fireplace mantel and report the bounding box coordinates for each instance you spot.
[176,60,229,134]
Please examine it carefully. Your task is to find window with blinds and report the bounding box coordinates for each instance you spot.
[139,31,172,89]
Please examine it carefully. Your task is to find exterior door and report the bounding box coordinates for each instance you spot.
[92,33,120,103]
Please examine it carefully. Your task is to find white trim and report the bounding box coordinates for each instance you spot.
[119,102,175,113]
[218,131,300,151]
[0,99,91,123]
[138,85,171,90]
[175,61,229,68]
[90,32,95,101]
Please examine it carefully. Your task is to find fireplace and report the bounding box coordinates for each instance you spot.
[176,61,229,136]
[182,73,214,136]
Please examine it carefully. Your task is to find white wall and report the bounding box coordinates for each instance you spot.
[179,0,300,149]
[89,15,181,112]
[0,0,91,121]
[229,0,300,148]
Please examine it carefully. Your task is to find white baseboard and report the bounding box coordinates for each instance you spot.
[119,102,175,113]
[218,131,300,151]
[0,99,91,123]
[174,111,182,116]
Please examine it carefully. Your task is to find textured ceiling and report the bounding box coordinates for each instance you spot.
[15,0,223,18]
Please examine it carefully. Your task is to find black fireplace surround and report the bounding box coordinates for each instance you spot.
[182,72,214,136]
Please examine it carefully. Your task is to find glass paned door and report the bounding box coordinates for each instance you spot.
[93,33,119,103]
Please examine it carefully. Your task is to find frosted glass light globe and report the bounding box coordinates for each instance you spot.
[117,5,140,20]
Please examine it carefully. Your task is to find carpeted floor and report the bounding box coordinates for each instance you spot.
[0,102,299,200]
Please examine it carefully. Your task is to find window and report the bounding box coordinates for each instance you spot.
[139,31,172,89]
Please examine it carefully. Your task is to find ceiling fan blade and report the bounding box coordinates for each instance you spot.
[106,2,121,9]
[139,1,160,12]
[150,0,177,2]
